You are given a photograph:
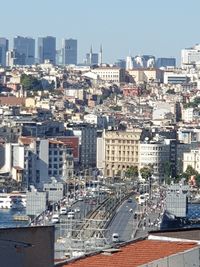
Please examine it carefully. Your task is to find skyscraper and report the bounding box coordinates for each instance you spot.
[62,38,77,65]
[38,36,56,64]
[85,46,99,66]
[0,38,9,67]
[13,36,35,65]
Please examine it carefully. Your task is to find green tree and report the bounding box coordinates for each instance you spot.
[140,166,153,180]
[182,165,198,180]
[21,74,42,91]
[125,166,138,179]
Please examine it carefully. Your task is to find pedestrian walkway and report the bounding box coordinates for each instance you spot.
[133,195,164,238]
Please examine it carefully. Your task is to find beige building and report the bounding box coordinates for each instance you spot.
[97,129,142,177]
[183,149,200,173]
[128,68,163,83]
[91,67,125,83]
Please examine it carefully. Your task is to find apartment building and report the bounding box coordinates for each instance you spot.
[183,149,200,173]
[1,137,74,190]
[139,140,170,181]
[98,129,142,177]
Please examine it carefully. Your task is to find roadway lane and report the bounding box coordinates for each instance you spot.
[107,198,137,243]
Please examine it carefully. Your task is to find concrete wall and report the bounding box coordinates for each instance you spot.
[140,247,200,267]
[0,226,54,267]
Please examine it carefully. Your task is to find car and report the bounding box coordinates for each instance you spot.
[127,198,132,203]
[74,207,80,213]
[112,233,119,243]
[51,214,60,224]
[67,211,75,219]
[60,207,67,215]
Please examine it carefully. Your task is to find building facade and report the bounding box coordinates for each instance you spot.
[98,129,142,177]
[91,67,125,83]
[13,36,35,65]
[62,39,77,65]
[38,36,56,64]
[0,38,9,67]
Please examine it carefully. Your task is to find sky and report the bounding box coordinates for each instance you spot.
[1,0,200,64]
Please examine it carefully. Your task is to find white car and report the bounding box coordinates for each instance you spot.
[67,211,75,219]
[60,207,67,215]
[112,233,119,243]
[51,214,60,224]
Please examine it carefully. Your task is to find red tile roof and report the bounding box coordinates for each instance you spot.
[58,240,198,267]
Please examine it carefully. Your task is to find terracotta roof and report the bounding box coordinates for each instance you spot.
[58,240,198,267]
[0,96,25,106]
[19,137,35,145]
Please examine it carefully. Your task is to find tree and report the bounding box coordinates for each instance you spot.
[140,166,153,180]
[182,165,198,180]
[21,74,42,91]
[125,166,138,179]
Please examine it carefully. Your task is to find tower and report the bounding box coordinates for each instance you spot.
[99,44,103,66]
[89,45,93,65]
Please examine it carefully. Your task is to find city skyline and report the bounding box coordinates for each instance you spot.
[1,0,200,63]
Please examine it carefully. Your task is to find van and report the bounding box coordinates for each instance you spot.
[112,233,119,243]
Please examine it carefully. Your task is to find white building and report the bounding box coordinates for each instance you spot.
[139,139,170,180]
[181,44,200,68]
[91,67,125,83]
[182,108,194,123]
[126,56,133,70]
[1,137,74,189]
[183,149,200,173]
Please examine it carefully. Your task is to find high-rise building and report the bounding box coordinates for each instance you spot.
[13,36,35,65]
[156,57,176,68]
[85,46,99,66]
[62,38,77,65]
[38,36,56,64]
[0,38,9,67]
[181,44,200,68]
[6,50,18,67]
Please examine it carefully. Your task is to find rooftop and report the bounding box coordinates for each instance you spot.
[56,239,198,267]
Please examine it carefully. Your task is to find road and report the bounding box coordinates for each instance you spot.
[107,197,137,243]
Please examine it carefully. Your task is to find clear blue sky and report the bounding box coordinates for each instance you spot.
[1,0,200,64]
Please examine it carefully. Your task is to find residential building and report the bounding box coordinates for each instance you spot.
[1,137,74,190]
[38,36,56,64]
[0,38,9,66]
[182,107,194,122]
[128,68,163,83]
[98,129,142,177]
[139,139,170,181]
[62,39,77,65]
[183,149,200,173]
[13,36,35,65]
[71,124,97,169]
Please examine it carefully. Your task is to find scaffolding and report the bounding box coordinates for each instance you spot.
[55,217,110,259]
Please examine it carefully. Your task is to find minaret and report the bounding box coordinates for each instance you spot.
[89,45,93,65]
[99,44,103,66]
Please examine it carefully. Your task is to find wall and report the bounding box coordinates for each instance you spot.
[0,226,54,267]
